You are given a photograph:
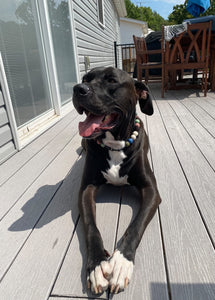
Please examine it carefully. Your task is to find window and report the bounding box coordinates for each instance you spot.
[97,0,105,27]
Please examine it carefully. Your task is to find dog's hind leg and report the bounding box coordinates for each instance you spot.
[79,184,112,294]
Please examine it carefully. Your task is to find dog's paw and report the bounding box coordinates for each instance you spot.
[108,250,134,294]
[87,261,112,294]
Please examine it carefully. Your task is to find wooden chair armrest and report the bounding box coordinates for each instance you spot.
[137,49,162,55]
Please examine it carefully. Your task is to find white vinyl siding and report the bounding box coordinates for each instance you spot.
[0,87,16,164]
[73,0,121,79]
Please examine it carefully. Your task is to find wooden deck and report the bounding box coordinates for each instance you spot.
[0,84,215,300]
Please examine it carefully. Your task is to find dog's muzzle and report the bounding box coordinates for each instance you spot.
[73,84,119,138]
[73,83,90,98]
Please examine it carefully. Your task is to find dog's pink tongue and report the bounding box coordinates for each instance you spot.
[79,114,104,137]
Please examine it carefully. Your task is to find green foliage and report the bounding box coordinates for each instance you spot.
[168,4,192,24]
[125,0,215,29]
[202,0,215,16]
[168,0,215,24]
[125,0,167,31]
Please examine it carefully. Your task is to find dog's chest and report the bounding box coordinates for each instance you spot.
[101,132,129,186]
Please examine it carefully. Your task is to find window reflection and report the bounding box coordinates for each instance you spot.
[0,0,52,127]
[47,0,77,104]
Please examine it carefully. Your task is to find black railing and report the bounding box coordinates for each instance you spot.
[114,42,136,74]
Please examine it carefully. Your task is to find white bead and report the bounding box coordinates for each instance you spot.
[133,131,138,136]
[131,134,136,140]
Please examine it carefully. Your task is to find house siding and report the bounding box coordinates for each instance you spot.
[120,20,146,44]
[0,86,16,164]
[73,0,121,79]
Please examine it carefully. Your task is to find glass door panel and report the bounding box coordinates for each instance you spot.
[0,0,53,127]
[47,0,77,104]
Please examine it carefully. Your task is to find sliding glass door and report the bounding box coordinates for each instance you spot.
[0,0,77,130]
[0,0,53,127]
[47,0,77,104]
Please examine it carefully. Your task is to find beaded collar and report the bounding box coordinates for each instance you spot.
[96,117,141,152]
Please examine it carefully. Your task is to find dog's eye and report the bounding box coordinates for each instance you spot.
[107,78,117,83]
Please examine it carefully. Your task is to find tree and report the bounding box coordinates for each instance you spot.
[168,0,215,25]
[168,3,192,24]
[202,0,215,15]
[125,0,167,31]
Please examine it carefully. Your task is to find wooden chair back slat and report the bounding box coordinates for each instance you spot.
[133,34,164,95]
[133,35,148,63]
[163,21,212,97]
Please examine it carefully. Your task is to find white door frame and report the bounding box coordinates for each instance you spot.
[36,0,62,116]
[0,53,21,150]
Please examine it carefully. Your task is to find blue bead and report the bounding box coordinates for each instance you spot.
[128,138,134,144]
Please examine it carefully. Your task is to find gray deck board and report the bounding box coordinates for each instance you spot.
[49,296,93,300]
[181,100,215,137]
[0,86,215,300]
[176,89,215,118]
[156,100,215,242]
[0,109,77,186]
[148,89,215,300]
[0,133,83,282]
[167,100,215,171]
[51,185,121,299]
[189,98,215,118]
[52,187,121,299]
[113,187,169,300]
[0,113,84,220]
[172,93,215,137]
[0,137,84,300]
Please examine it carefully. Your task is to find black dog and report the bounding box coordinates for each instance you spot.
[73,67,161,294]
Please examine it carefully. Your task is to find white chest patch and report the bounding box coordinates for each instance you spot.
[101,132,129,186]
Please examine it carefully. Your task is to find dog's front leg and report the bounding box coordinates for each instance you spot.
[108,185,161,293]
[79,184,112,294]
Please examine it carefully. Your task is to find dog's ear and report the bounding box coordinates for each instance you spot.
[134,80,153,116]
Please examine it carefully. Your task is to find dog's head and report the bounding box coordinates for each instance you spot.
[73,67,153,140]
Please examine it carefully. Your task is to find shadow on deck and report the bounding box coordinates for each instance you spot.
[0,84,214,300]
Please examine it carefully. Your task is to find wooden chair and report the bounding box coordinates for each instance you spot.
[133,33,165,97]
[162,21,212,97]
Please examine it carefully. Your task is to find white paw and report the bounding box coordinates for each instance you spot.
[108,250,134,293]
[87,261,111,294]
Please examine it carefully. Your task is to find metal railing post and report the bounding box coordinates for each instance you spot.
[114,41,118,68]
[114,42,135,73]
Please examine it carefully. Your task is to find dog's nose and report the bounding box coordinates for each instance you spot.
[73,84,90,96]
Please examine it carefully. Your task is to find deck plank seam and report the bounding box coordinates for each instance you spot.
[0,150,82,283]
[0,179,66,282]
[189,99,215,121]
[50,294,106,299]
[108,187,123,299]
[0,130,81,222]
[157,208,172,300]
[205,94,215,104]
[112,187,123,250]
[188,88,215,105]
[49,215,81,300]
[145,109,171,300]
[154,99,215,249]
[175,97,215,139]
[0,109,78,187]
[167,100,215,172]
